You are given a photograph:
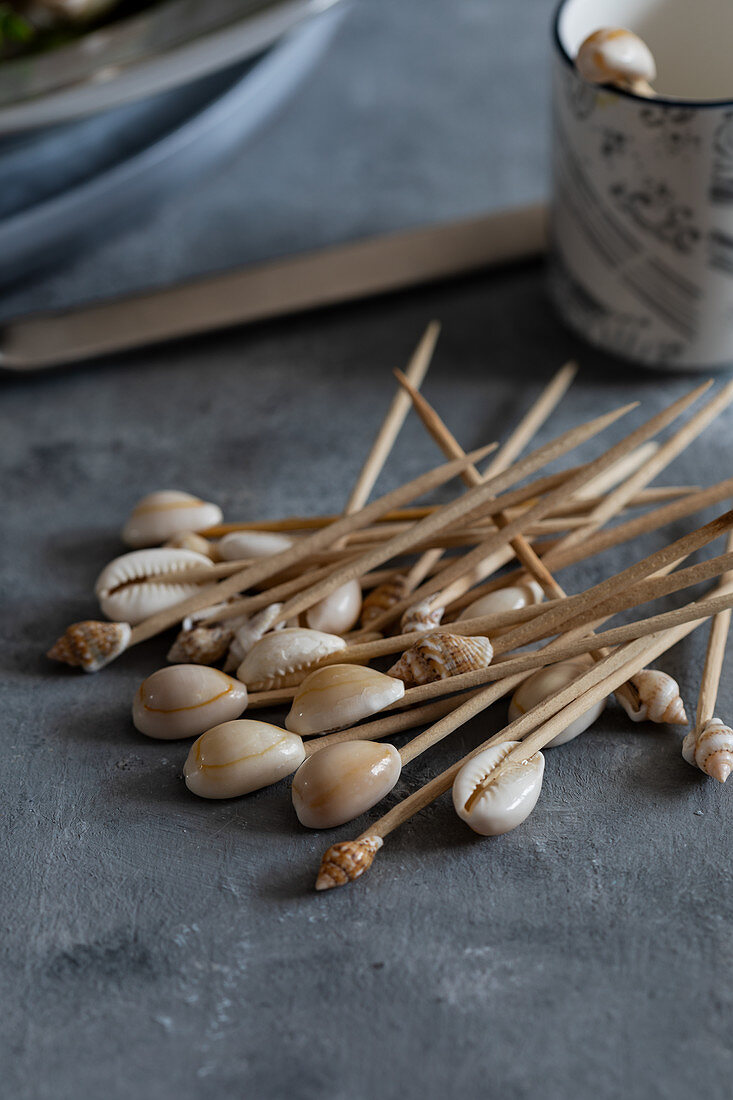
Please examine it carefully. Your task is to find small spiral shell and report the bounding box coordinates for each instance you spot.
[315,836,383,891]
[682,717,733,783]
[167,622,234,665]
[387,631,493,687]
[619,669,688,725]
[47,620,131,673]
[361,575,409,627]
[400,598,445,634]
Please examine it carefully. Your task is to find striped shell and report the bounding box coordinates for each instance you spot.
[224,604,285,672]
[47,620,131,673]
[167,621,235,665]
[361,575,409,627]
[400,598,445,634]
[619,669,688,725]
[315,836,383,891]
[236,627,346,691]
[682,718,733,783]
[95,547,214,624]
[387,630,493,687]
[122,490,222,548]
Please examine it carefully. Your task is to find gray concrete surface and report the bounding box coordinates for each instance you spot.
[2,0,733,1097]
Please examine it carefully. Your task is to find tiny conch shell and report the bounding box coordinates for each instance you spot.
[315,836,383,891]
[387,631,493,687]
[619,669,688,725]
[184,719,305,798]
[164,531,216,558]
[452,741,545,836]
[95,548,214,624]
[682,718,733,783]
[133,665,247,740]
[509,656,606,747]
[285,664,405,735]
[217,531,293,561]
[400,598,445,634]
[361,575,409,627]
[305,580,362,635]
[167,621,235,665]
[458,581,544,621]
[47,619,131,672]
[576,28,656,87]
[122,490,222,548]
[292,741,402,828]
[224,604,285,672]
[237,627,346,691]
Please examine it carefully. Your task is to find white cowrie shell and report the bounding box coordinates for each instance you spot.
[122,491,222,548]
[237,627,346,691]
[305,580,362,635]
[132,665,247,740]
[458,581,544,620]
[452,741,545,836]
[217,531,293,561]
[224,604,285,672]
[576,27,656,87]
[286,664,405,735]
[292,741,402,829]
[95,548,213,624]
[509,657,606,747]
[184,720,305,799]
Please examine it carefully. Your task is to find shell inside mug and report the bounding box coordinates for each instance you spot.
[557,0,733,100]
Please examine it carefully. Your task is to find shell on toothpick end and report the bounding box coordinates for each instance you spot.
[576,27,657,89]
[47,620,131,672]
[361,575,409,627]
[400,598,445,634]
[315,836,383,891]
[387,630,493,687]
[619,669,687,725]
[682,717,733,783]
[166,621,235,665]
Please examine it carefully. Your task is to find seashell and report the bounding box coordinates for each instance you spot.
[619,669,688,725]
[184,719,305,799]
[682,717,733,783]
[458,581,544,621]
[400,598,445,634]
[47,619,131,673]
[305,580,362,635]
[315,836,383,891]
[452,740,545,836]
[387,631,493,687]
[217,531,293,561]
[122,490,222,548]
[167,621,235,666]
[285,664,405,735]
[292,741,402,829]
[164,531,216,558]
[133,665,247,740]
[95,547,214,624]
[576,28,656,87]
[224,604,285,672]
[361,575,409,627]
[237,627,346,691]
[509,656,606,747]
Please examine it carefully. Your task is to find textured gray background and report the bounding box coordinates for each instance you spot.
[2,1,733,1099]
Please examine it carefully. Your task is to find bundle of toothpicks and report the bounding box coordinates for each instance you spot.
[47,322,733,893]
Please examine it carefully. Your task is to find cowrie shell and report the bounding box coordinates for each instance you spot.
[122,491,221,548]
[509,657,606,747]
[217,531,293,561]
[133,665,247,740]
[184,720,305,799]
[95,547,213,624]
[292,741,402,829]
[285,664,405,735]
[458,581,544,620]
[237,627,346,691]
[452,740,545,836]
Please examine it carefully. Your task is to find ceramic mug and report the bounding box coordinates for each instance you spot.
[550,0,733,370]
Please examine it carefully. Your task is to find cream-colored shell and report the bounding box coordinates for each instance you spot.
[217,531,293,561]
[619,669,688,725]
[315,836,383,890]
[95,547,213,624]
[133,665,247,740]
[458,581,544,621]
[576,27,656,86]
[361,575,408,627]
[452,740,545,836]
[164,531,216,557]
[305,580,362,635]
[236,627,346,691]
[47,619,131,672]
[292,741,402,828]
[400,598,444,634]
[184,719,305,799]
[122,490,222,548]
[224,604,285,672]
[167,621,235,665]
[286,664,405,735]
[509,656,606,747]
[388,631,493,687]
[682,717,733,783]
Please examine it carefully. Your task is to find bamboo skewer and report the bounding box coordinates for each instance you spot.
[695,531,733,732]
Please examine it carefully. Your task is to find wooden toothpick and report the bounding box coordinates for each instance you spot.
[695,531,733,732]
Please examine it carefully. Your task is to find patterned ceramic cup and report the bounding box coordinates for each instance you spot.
[551,0,733,369]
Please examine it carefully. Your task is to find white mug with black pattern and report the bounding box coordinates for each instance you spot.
[550,0,733,369]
